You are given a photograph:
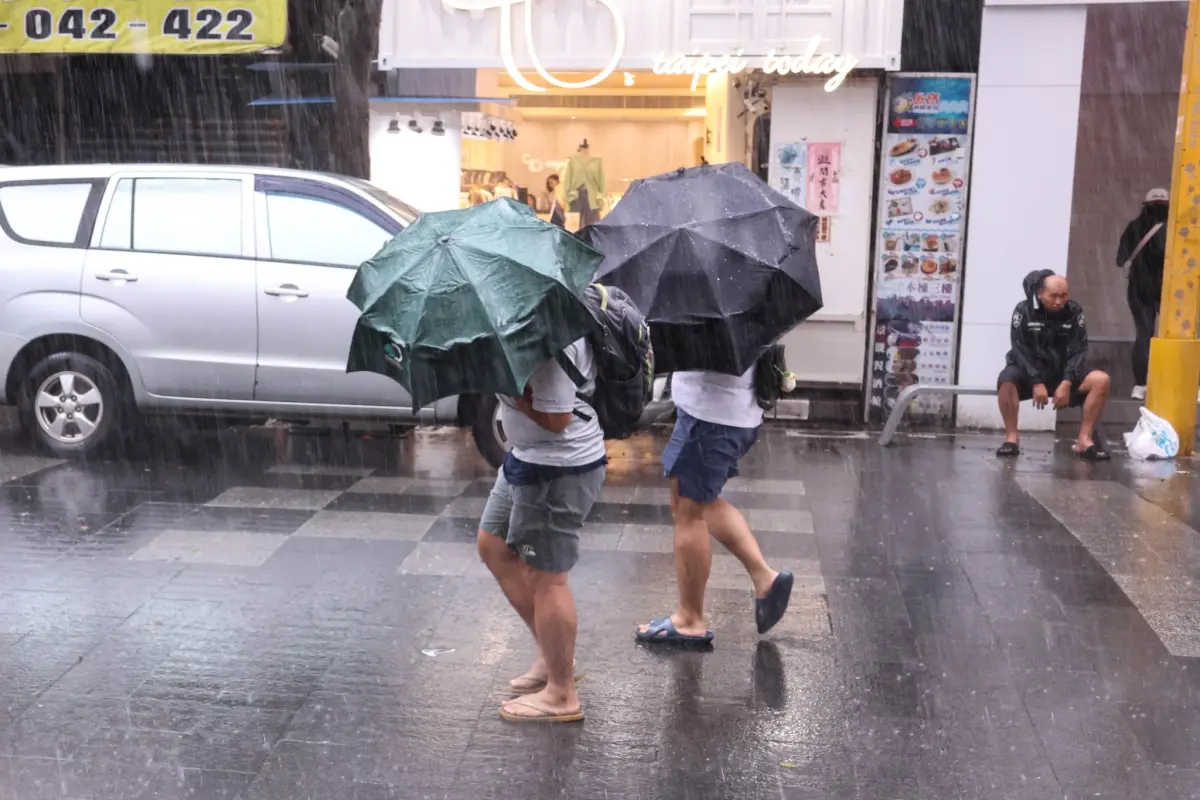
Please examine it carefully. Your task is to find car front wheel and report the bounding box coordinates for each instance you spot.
[18,352,123,459]
[470,393,510,470]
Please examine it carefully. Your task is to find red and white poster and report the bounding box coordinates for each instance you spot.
[806,142,841,215]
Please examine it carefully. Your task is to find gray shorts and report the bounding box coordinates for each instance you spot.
[479,466,605,573]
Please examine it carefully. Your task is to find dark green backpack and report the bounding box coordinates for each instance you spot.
[754,345,792,411]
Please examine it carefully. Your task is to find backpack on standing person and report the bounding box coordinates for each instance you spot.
[556,284,655,440]
[753,344,796,411]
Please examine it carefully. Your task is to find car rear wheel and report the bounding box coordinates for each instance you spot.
[18,352,124,459]
[470,393,510,470]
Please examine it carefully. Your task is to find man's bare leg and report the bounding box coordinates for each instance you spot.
[478,531,548,688]
[638,479,711,637]
[702,498,778,598]
[998,382,1022,446]
[500,570,580,718]
[1077,370,1112,450]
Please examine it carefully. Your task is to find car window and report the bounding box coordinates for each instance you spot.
[264,191,393,267]
[100,177,243,257]
[0,182,94,245]
[99,180,133,249]
[342,177,419,225]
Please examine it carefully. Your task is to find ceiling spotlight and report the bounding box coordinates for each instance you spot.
[624,72,635,87]
[387,117,401,134]
[431,119,446,136]
[408,118,423,134]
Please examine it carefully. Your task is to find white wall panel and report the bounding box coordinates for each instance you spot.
[957,4,1087,431]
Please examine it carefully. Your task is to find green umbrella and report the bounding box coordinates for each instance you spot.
[346,198,601,412]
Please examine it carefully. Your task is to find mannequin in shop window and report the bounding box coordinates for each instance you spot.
[563,140,605,227]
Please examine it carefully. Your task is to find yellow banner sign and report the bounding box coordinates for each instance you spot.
[0,1,286,55]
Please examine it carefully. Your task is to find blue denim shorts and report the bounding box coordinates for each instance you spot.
[662,409,760,503]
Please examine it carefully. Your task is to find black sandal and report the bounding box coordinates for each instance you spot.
[996,442,1020,458]
[1076,444,1111,462]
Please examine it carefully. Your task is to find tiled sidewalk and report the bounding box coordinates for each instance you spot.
[0,425,1197,799]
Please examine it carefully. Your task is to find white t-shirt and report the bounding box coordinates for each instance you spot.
[499,339,607,467]
[672,367,763,429]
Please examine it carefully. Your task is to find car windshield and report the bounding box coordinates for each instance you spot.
[343,177,420,225]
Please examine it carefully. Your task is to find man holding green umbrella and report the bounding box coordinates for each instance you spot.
[347,198,606,723]
[478,338,606,723]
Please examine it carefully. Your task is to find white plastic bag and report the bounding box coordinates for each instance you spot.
[1124,407,1180,461]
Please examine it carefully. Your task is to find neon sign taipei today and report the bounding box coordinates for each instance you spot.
[441,0,625,92]
[441,0,857,93]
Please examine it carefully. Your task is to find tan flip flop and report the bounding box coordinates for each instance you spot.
[509,670,585,696]
[499,699,584,724]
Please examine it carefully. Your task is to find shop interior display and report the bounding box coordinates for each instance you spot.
[460,169,535,209]
[563,139,606,227]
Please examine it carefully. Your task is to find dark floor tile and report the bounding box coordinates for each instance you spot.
[585,501,674,526]
[111,503,315,536]
[0,483,157,516]
[325,492,452,515]
[246,472,366,492]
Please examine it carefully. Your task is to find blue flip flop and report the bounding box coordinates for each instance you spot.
[635,616,714,645]
[756,572,794,634]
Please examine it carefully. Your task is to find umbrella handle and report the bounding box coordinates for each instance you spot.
[383,342,404,368]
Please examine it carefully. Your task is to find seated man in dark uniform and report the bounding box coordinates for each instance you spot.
[996,270,1112,461]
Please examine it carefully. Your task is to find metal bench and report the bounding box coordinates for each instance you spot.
[878,384,997,446]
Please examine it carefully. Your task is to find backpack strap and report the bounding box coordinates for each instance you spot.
[555,351,587,388]
[554,351,595,423]
[591,283,610,311]
[1122,223,1165,271]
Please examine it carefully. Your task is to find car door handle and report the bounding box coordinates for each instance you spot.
[264,285,309,298]
[95,270,138,283]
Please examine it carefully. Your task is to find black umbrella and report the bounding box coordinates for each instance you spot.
[581,162,822,376]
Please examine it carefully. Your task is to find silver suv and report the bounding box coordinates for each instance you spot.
[0,164,514,465]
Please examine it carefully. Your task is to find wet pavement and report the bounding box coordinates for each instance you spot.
[1,420,1200,799]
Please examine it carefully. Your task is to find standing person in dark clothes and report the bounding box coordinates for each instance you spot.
[1117,188,1170,400]
[996,270,1112,461]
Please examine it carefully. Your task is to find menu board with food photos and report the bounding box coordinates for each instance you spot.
[867,74,976,424]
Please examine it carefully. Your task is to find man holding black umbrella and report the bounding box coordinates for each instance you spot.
[580,163,821,644]
[635,368,795,644]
